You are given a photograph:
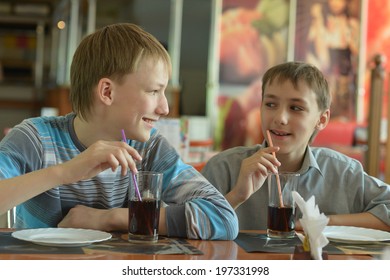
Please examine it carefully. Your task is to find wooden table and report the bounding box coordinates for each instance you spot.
[0,228,375,260]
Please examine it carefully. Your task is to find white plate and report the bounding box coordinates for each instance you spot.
[323,226,390,244]
[12,228,112,247]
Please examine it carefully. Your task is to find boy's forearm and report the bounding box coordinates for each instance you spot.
[328,212,390,232]
[225,190,246,210]
[0,165,64,215]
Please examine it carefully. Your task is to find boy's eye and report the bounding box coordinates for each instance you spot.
[148,90,159,96]
[291,105,303,111]
[265,102,276,108]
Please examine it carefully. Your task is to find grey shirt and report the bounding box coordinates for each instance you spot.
[202,144,390,230]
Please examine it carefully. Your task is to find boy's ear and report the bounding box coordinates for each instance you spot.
[97,78,114,105]
[316,109,330,131]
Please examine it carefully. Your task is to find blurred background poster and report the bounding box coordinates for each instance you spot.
[294,0,361,122]
[365,0,390,122]
[215,0,290,151]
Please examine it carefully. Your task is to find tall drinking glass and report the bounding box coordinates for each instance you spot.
[128,171,163,243]
[267,172,300,239]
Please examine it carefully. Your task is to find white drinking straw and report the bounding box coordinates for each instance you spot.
[121,129,142,201]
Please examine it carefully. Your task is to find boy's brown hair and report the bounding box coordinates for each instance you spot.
[261,61,331,112]
[70,23,172,121]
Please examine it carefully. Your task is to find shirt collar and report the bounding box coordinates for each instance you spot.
[299,146,323,177]
[261,140,323,177]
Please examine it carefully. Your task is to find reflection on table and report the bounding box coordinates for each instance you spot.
[0,229,384,260]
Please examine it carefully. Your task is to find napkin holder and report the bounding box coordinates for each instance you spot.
[292,245,328,260]
[292,192,329,260]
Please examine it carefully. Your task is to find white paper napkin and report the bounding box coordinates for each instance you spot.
[381,247,390,260]
[292,191,329,260]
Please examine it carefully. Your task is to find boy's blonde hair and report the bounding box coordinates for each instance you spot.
[70,23,172,121]
[261,61,331,112]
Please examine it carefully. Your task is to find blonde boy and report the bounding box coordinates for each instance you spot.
[0,23,238,240]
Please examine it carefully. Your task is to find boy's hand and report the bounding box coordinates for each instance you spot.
[227,146,280,209]
[58,205,127,232]
[59,140,142,185]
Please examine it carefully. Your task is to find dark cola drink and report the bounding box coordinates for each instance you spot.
[128,198,161,242]
[267,205,295,238]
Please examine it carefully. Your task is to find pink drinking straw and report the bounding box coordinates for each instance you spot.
[121,129,142,201]
[266,130,284,208]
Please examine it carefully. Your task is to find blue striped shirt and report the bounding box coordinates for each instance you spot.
[0,113,238,240]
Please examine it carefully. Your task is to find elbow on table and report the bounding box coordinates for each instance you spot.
[210,211,239,241]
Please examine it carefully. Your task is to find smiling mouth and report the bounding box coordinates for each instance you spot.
[270,130,291,137]
[143,117,156,124]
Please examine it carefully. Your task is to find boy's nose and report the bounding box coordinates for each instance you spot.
[156,95,169,116]
[274,109,288,125]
